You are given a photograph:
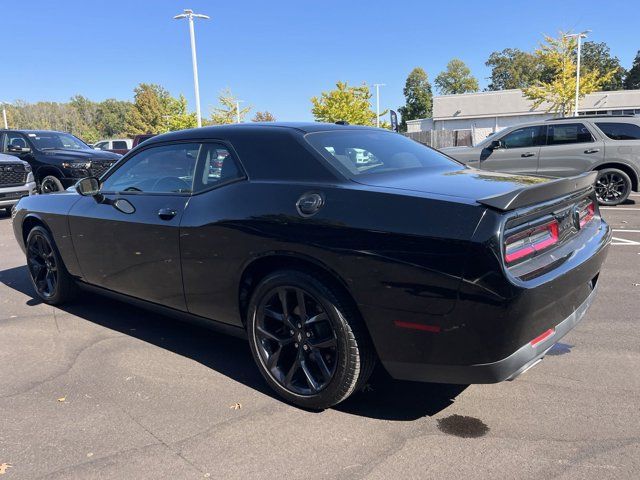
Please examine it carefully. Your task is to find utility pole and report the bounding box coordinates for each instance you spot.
[174,9,210,127]
[564,31,590,117]
[374,83,385,128]
[1,102,8,129]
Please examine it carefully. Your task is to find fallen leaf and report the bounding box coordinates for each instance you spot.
[57,397,66,402]
[229,402,242,410]
[0,463,12,475]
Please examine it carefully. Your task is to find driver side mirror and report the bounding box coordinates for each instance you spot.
[75,177,101,196]
[7,144,31,154]
[490,140,504,150]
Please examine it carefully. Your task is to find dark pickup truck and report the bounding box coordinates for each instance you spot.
[0,130,121,193]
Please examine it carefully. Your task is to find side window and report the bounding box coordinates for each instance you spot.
[500,126,543,149]
[595,122,640,140]
[101,143,200,193]
[3,132,29,152]
[193,143,243,192]
[546,123,593,145]
[112,140,128,150]
[94,142,107,150]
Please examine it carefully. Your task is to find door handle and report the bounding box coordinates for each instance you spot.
[157,208,178,220]
[585,148,600,154]
[521,152,536,158]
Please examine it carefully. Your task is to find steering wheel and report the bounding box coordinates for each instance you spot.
[151,176,190,192]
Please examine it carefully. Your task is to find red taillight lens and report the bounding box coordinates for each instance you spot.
[578,201,595,228]
[504,220,559,265]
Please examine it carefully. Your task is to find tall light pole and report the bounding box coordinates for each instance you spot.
[236,100,244,123]
[374,83,385,128]
[564,30,590,117]
[1,102,8,129]
[174,9,209,128]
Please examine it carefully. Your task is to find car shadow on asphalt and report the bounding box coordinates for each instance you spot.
[0,264,467,421]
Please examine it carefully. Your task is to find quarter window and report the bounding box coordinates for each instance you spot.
[546,123,593,145]
[595,122,640,141]
[500,126,543,149]
[112,141,128,150]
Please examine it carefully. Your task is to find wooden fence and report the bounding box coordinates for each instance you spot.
[403,129,473,149]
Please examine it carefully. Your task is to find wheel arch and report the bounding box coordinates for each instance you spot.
[35,165,64,183]
[238,252,357,328]
[21,214,51,245]
[593,162,639,192]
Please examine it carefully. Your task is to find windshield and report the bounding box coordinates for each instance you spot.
[28,132,90,151]
[305,130,460,177]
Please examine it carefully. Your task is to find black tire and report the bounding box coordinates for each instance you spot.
[26,226,77,305]
[40,175,64,194]
[247,269,375,410]
[595,168,632,206]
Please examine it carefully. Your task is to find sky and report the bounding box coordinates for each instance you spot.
[2,0,640,122]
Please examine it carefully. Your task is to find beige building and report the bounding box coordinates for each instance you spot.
[406,89,640,145]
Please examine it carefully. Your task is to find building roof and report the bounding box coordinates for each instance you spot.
[414,89,640,122]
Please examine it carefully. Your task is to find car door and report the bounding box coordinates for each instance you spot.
[68,142,202,310]
[537,122,604,177]
[478,125,543,175]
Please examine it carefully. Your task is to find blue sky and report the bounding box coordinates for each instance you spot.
[3,0,639,121]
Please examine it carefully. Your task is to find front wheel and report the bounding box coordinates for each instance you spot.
[39,175,64,194]
[247,270,375,410]
[595,168,632,206]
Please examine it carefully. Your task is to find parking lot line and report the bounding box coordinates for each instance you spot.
[612,229,640,233]
[611,237,640,245]
[601,207,640,211]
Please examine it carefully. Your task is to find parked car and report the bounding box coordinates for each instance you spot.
[0,153,37,214]
[0,130,122,193]
[132,133,157,148]
[93,138,132,155]
[441,115,640,206]
[11,123,611,409]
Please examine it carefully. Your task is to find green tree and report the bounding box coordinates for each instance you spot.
[311,81,383,125]
[96,99,132,137]
[624,50,640,90]
[523,33,617,116]
[164,95,198,131]
[125,83,166,135]
[210,88,251,124]
[485,48,546,90]
[398,67,432,131]
[252,111,276,122]
[434,59,479,94]
[580,41,625,91]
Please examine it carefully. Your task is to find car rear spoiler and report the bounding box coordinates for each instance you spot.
[477,171,597,211]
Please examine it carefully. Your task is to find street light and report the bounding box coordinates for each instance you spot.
[236,100,244,124]
[564,30,590,117]
[0,101,9,129]
[174,9,210,128]
[373,83,385,128]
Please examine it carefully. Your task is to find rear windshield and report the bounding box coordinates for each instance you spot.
[595,122,640,140]
[305,130,459,177]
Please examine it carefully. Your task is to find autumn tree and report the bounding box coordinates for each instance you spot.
[210,88,251,124]
[252,111,276,122]
[434,59,479,94]
[624,51,640,90]
[311,81,383,126]
[398,67,432,131]
[96,99,132,137]
[523,33,617,116]
[125,83,167,135]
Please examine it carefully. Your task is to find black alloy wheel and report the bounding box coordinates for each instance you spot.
[27,230,58,299]
[254,286,338,395]
[247,270,375,409]
[25,226,77,305]
[40,175,64,194]
[595,168,631,206]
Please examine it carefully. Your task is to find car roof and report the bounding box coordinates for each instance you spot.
[0,129,70,135]
[501,116,640,130]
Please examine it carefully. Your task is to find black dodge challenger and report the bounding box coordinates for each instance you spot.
[12,123,611,409]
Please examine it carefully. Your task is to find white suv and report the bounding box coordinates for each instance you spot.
[0,153,36,215]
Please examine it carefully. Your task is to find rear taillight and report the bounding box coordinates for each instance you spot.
[504,220,559,265]
[578,200,595,228]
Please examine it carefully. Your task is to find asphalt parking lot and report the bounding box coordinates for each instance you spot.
[0,198,639,480]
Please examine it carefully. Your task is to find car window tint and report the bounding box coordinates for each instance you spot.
[501,126,542,149]
[101,143,199,194]
[192,144,243,192]
[112,141,128,150]
[547,123,593,145]
[305,130,458,177]
[595,122,640,140]
[3,133,28,151]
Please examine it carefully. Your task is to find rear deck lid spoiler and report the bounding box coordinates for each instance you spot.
[477,172,597,211]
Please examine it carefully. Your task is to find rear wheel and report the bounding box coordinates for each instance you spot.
[247,270,375,410]
[595,168,631,206]
[26,226,77,305]
[40,175,64,194]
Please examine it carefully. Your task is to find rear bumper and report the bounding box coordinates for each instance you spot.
[384,280,598,384]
